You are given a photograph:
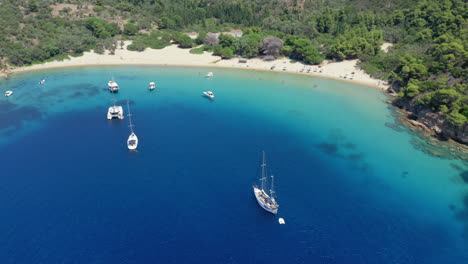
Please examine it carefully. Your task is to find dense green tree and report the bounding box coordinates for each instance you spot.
[86,18,119,38]
[28,0,39,12]
[401,79,420,98]
[213,44,223,56]
[159,16,177,29]
[235,34,262,58]
[397,55,428,83]
[447,111,467,126]
[218,34,235,48]
[290,38,323,64]
[124,23,139,36]
[177,34,193,48]
[220,47,234,59]
[195,32,207,45]
[316,8,335,33]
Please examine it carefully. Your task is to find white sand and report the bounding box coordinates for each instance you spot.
[381,42,393,53]
[7,41,389,90]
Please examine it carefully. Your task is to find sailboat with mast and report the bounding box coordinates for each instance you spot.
[253,151,279,214]
[126,101,138,150]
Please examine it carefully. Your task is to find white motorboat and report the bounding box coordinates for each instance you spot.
[203,91,215,99]
[278,218,285,224]
[205,72,214,77]
[149,82,156,90]
[5,91,13,97]
[126,101,138,150]
[39,79,45,85]
[108,81,120,93]
[107,105,124,120]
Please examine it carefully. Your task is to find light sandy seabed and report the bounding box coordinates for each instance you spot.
[3,41,390,90]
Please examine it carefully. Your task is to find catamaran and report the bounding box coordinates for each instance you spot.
[149,82,156,90]
[253,151,279,214]
[126,101,138,150]
[107,98,124,120]
[108,81,120,93]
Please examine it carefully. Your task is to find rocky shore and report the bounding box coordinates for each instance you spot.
[388,100,468,161]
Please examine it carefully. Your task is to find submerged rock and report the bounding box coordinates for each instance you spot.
[460,171,468,184]
[385,122,405,132]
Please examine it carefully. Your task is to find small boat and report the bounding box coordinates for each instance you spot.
[278,218,285,224]
[149,82,156,90]
[107,99,124,120]
[128,132,138,150]
[5,91,13,97]
[126,101,138,150]
[203,91,215,99]
[253,151,279,214]
[39,79,45,85]
[108,81,120,93]
[205,72,214,78]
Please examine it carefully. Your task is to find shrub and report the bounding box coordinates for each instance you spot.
[124,23,138,36]
[190,46,205,54]
[127,41,146,52]
[93,6,104,13]
[446,111,467,126]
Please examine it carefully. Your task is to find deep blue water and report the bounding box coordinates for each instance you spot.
[0,66,467,263]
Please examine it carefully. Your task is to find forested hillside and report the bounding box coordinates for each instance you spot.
[0,0,467,142]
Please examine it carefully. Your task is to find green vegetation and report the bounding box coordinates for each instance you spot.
[0,0,466,127]
[127,30,172,51]
[190,45,213,54]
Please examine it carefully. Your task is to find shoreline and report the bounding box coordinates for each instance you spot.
[6,62,387,91]
[2,42,390,91]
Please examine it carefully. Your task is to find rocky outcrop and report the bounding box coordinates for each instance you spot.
[393,98,468,145]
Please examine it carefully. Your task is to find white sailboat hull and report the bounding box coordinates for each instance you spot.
[253,186,278,214]
[127,132,138,150]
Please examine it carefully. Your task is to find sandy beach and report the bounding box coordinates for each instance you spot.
[4,41,389,90]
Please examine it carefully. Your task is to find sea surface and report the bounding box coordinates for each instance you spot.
[0,66,467,264]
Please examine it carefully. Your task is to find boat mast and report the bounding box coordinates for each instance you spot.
[112,93,117,107]
[260,151,267,191]
[270,175,275,199]
[127,101,134,133]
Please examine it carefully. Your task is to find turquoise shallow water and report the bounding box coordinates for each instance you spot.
[0,66,467,263]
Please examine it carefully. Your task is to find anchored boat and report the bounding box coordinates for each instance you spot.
[107,98,124,120]
[149,82,156,90]
[253,151,279,214]
[108,81,120,93]
[203,91,215,100]
[126,101,138,150]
